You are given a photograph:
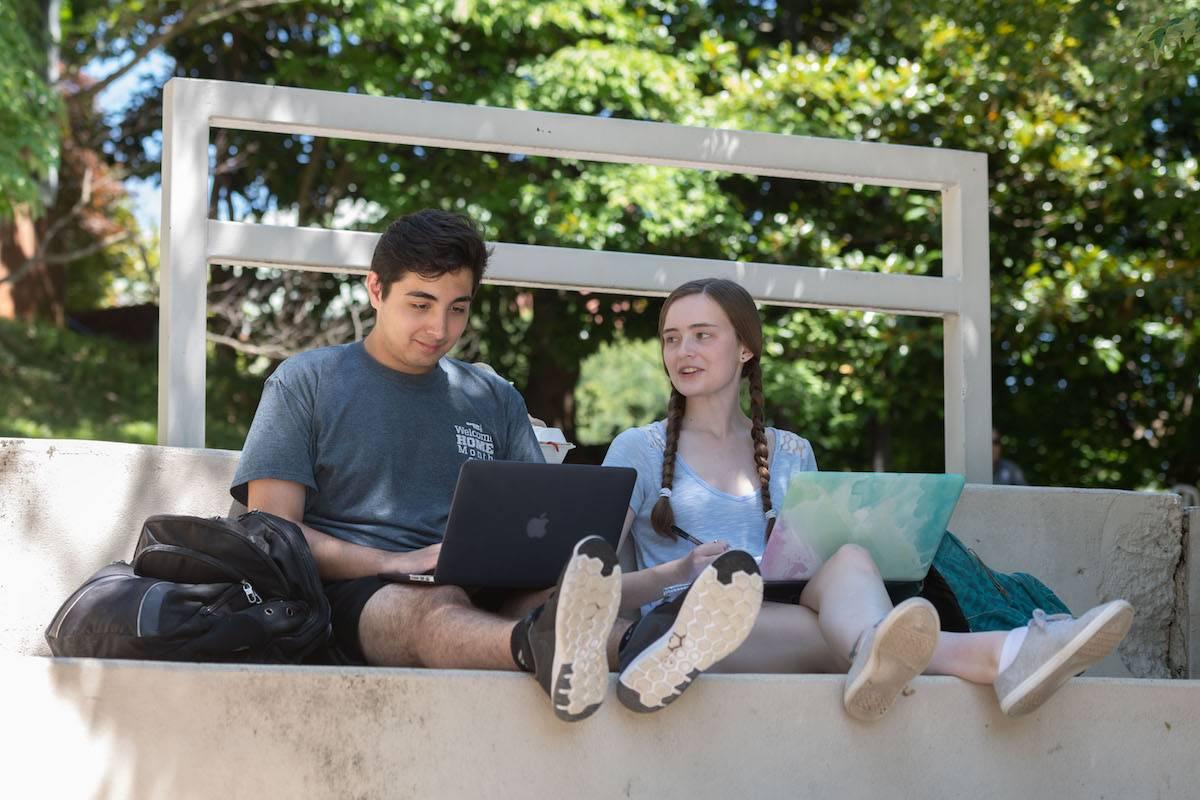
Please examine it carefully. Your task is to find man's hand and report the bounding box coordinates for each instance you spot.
[386,543,442,575]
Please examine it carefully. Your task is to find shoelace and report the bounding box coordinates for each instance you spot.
[1030,608,1073,630]
[661,582,689,600]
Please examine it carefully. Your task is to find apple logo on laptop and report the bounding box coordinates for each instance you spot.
[526,513,549,539]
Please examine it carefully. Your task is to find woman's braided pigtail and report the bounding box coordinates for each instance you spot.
[746,359,776,541]
[650,388,686,538]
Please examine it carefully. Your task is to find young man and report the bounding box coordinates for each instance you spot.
[232,210,761,720]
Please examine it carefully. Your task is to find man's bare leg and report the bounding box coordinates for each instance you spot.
[495,587,553,620]
[359,583,517,668]
[361,583,635,671]
[355,537,625,722]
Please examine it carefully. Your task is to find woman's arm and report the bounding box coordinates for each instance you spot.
[616,508,730,612]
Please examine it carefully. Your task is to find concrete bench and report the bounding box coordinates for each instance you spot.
[1,437,1188,676]
[2,437,1197,797]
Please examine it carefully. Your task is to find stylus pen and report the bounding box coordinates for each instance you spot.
[671,525,705,546]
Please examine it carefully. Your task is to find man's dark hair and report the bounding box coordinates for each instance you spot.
[370,209,491,297]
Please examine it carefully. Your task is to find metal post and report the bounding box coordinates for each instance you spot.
[158,80,212,447]
[159,78,992,468]
[941,159,993,482]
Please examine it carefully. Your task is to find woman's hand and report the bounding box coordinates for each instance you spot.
[671,540,730,584]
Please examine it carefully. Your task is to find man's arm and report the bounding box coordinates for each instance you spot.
[247,478,441,581]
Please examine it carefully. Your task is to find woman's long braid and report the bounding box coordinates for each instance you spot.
[746,359,776,541]
[651,388,687,537]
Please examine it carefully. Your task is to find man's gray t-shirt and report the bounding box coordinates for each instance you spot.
[231,341,544,552]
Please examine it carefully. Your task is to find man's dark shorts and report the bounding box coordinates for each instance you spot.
[314,577,520,665]
[318,576,389,665]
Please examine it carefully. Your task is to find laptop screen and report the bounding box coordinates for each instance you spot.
[764,472,965,582]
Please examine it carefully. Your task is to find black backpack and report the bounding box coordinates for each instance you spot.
[46,510,331,663]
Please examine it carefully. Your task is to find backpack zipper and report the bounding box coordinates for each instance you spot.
[243,510,331,661]
[244,511,319,596]
[141,515,290,595]
[134,543,243,582]
[241,580,262,605]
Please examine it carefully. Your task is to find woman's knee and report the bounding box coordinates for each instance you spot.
[825,543,881,577]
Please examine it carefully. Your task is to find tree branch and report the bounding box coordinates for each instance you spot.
[206,332,296,360]
[70,6,202,101]
[42,231,132,264]
[295,138,326,225]
[213,141,260,176]
[70,0,304,101]
[194,0,303,28]
[1,168,94,285]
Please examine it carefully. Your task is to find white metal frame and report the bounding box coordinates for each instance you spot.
[160,78,992,481]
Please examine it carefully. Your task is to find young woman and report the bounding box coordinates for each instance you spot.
[605,278,1134,721]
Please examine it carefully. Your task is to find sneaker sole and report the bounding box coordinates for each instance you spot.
[999,600,1134,717]
[550,537,622,722]
[843,597,940,722]
[617,550,762,713]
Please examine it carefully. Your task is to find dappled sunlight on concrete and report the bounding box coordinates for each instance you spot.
[2,436,1198,796]
[0,438,239,657]
[2,657,1197,798]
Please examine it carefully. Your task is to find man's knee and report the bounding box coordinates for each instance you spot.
[382,583,472,617]
[362,583,472,634]
[359,583,475,665]
[423,584,472,611]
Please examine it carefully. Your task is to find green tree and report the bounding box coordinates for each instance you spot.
[576,335,670,445]
[13,0,1197,490]
[0,0,62,219]
[685,0,1199,486]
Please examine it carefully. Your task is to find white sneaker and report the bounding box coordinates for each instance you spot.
[995,600,1134,717]
[843,597,940,722]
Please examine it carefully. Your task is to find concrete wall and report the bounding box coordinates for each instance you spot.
[1189,506,1199,680]
[0,437,1189,678]
[0,438,240,658]
[2,656,1197,799]
[4,437,1199,798]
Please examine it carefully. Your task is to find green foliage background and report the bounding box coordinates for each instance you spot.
[1,0,1197,489]
[0,318,263,449]
[0,0,62,218]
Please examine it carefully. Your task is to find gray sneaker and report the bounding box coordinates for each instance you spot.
[995,599,1134,717]
[518,536,622,722]
[617,550,763,713]
[843,597,940,722]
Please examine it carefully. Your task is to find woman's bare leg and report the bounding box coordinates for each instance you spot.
[927,631,1006,684]
[798,544,894,665]
[710,601,842,673]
